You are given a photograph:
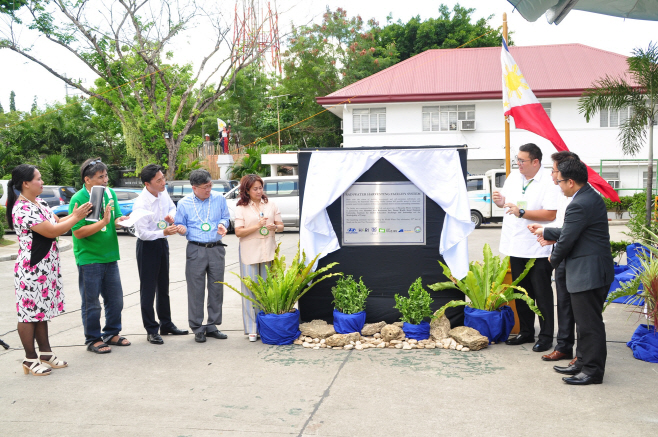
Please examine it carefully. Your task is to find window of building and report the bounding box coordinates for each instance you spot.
[600,107,632,127]
[422,105,475,131]
[541,102,551,118]
[353,108,386,133]
[602,171,620,189]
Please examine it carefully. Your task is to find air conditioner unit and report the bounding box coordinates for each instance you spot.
[606,179,620,189]
[459,120,476,131]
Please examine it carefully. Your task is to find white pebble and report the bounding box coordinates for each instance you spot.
[408,339,418,345]
[425,344,435,349]
[403,344,412,350]
[350,341,355,346]
[344,344,354,350]
[320,343,327,348]
[377,342,386,348]
[456,344,463,351]
[320,339,325,344]
[355,341,362,346]
[313,345,320,350]
[333,346,342,350]
[313,338,320,343]
[395,344,403,349]
[462,347,470,352]
[355,344,363,350]
[302,342,312,348]
[305,337,313,342]
[374,333,381,339]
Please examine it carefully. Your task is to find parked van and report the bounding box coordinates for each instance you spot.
[467,169,507,228]
[224,176,299,230]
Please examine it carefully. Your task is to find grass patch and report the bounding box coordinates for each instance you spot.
[0,238,15,246]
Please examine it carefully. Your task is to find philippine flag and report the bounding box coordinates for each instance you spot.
[500,38,619,202]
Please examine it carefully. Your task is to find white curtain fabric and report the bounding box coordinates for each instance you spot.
[300,149,474,279]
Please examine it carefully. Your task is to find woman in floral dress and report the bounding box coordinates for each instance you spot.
[8,165,92,376]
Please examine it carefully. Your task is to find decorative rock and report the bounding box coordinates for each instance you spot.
[300,320,336,340]
[313,338,320,343]
[325,332,361,348]
[344,344,354,350]
[320,339,325,344]
[313,345,320,350]
[393,322,404,328]
[425,344,436,349]
[395,344,403,349]
[430,313,452,341]
[350,341,355,345]
[373,333,382,339]
[320,343,327,348]
[450,343,456,350]
[390,340,402,345]
[355,341,362,346]
[355,344,364,350]
[361,321,386,336]
[448,326,489,351]
[408,339,418,345]
[302,342,312,348]
[462,347,470,352]
[293,339,303,345]
[377,342,386,348]
[381,324,405,342]
[456,344,463,351]
[416,344,424,349]
[333,347,342,350]
[402,344,412,350]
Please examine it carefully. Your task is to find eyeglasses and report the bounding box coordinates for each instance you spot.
[194,183,213,190]
[551,169,559,174]
[83,159,102,174]
[556,179,570,184]
[515,156,533,164]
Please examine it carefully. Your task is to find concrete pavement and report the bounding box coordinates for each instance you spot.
[0,225,656,436]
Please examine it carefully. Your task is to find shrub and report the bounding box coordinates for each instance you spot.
[625,191,658,241]
[0,205,6,238]
[394,278,434,325]
[331,275,371,314]
[610,240,631,263]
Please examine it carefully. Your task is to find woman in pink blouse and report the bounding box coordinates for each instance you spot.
[234,174,284,341]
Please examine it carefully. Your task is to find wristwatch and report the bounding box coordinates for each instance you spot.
[519,209,526,218]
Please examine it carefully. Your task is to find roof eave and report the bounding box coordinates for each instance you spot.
[316,89,587,105]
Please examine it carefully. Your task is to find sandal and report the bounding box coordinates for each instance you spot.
[87,342,111,354]
[106,336,131,346]
[22,357,52,376]
[39,353,68,369]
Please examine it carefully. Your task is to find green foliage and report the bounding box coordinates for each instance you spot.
[394,278,434,325]
[603,194,634,218]
[624,191,658,241]
[606,228,658,327]
[39,154,76,186]
[331,275,371,314]
[0,205,6,238]
[9,90,15,112]
[429,244,542,318]
[579,42,658,226]
[610,240,631,263]
[219,243,342,315]
[228,147,269,179]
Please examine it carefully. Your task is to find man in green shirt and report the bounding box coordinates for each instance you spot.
[70,158,130,354]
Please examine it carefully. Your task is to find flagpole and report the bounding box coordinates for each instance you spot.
[503,13,511,177]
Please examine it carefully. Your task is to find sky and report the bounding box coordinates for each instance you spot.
[0,0,656,111]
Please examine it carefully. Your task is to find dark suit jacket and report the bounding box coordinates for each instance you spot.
[544,184,615,294]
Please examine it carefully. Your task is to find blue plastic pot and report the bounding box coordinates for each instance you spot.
[464,306,515,344]
[333,309,366,334]
[402,321,430,341]
[256,309,301,345]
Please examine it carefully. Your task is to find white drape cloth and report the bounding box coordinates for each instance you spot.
[300,149,474,279]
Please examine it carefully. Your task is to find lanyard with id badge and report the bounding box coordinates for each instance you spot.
[517,179,533,212]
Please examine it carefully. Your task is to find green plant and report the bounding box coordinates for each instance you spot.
[429,244,542,318]
[220,243,342,315]
[625,191,658,241]
[39,154,76,186]
[331,275,371,314]
[610,240,631,263]
[0,205,6,238]
[394,278,434,325]
[228,146,269,179]
[603,195,634,219]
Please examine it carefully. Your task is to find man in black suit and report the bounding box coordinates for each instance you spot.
[529,157,614,385]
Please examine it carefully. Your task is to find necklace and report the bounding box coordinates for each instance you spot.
[192,194,212,232]
[250,200,269,236]
[19,194,49,218]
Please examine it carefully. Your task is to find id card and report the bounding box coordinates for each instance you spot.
[517,200,528,210]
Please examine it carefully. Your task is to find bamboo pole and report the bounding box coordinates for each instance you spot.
[503,13,511,176]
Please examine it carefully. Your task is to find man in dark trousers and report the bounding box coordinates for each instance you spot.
[133,165,188,344]
[531,157,614,385]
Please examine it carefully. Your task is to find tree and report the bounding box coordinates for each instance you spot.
[40,154,76,185]
[9,90,15,112]
[378,4,510,62]
[1,0,275,178]
[0,101,3,113]
[30,96,37,112]
[579,42,658,226]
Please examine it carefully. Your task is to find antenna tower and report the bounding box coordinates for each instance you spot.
[233,0,282,76]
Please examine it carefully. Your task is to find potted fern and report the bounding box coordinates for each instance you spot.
[394,278,434,340]
[429,244,541,344]
[220,243,341,345]
[331,276,371,334]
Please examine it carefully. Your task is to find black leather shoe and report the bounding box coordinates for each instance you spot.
[553,364,581,375]
[147,333,164,345]
[206,330,228,340]
[563,372,603,385]
[195,332,206,343]
[161,325,189,335]
[532,341,552,352]
[505,334,535,345]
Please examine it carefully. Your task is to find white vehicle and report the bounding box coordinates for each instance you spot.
[0,180,9,207]
[224,176,299,231]
[467,169,507,228]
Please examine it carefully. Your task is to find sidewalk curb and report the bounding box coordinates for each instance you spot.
[0,238,72,262]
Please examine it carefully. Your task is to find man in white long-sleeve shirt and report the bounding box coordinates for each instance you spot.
[530,151,579,362]
[133,164,188,344]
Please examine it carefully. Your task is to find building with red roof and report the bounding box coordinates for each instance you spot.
[317,44,649,193]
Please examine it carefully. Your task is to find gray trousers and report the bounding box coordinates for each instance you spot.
[185,243,226,334]
[239,246,270,335]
